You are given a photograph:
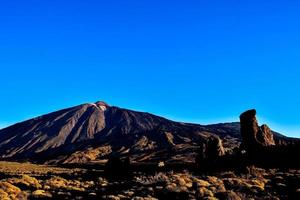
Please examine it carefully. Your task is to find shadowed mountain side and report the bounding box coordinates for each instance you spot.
[0,102,296,164]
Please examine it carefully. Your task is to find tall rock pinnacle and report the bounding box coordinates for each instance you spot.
[240,109,275,151]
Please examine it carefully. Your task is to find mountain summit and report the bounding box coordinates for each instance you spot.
[0,102,285,164]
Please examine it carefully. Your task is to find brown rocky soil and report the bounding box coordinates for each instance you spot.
[0,162,299,200]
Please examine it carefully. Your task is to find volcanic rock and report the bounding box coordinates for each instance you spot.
[206,136,225,158]
[258,124,275,146]
[195,136,225,169]
[0,103,289,164]
[239,109,275,151]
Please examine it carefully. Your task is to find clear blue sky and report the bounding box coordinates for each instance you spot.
[0,0,299,137]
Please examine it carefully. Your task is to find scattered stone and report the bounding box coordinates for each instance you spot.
[196,187,214,198]
[123,190,135,196]
[203,197,219,200]
[166,183,177,191]
[177,177,186,187]
[186,182,193,188]
[117,194,127,198]
[206,176,226,192]
[215,191,242,200]
[105,195,120,200]
[132,197,158,200]
[193,179,211,187]
[155,186,163,191]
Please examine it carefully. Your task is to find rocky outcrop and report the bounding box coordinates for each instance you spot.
[258,124,275,146]
[239,109,275,152]
[1,102,293,165]
[196,136,225,169]
[206,136,225,159]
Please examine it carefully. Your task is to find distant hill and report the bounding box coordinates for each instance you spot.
[0,101,292,164]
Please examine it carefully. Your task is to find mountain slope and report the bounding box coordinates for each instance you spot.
[0,101,287,164]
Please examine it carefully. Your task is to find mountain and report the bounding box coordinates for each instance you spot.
[0,101,289,164]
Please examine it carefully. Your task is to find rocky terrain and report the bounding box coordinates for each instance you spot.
[0,101,240,164]
[0,102,292,165]
[0,103,299,199]
[0,161,299,200]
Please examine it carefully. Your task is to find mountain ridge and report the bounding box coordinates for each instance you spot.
[0,101,294,164]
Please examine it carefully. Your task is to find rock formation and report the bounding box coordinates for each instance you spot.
[0,102,291,165]
[239,109,275,152]
[258,124,275,146]
[196,136,225,169]
[206,136,225,159]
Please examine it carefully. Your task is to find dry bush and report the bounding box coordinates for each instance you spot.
[0,161,85,176]
[196,187,214,198]
[8,174,41,189]
[44,176,94,192]
[206,176,226,193]
[0,181,27,200]
[32,189,52,198]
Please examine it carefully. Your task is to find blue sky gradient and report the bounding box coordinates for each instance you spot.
[0,0,300,137]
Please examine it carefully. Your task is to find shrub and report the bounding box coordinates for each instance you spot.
[8,175,41,190]
[0,181,27,200]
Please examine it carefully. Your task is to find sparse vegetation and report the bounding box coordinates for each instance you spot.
[0,162,298,199]
[0,109,298,199]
